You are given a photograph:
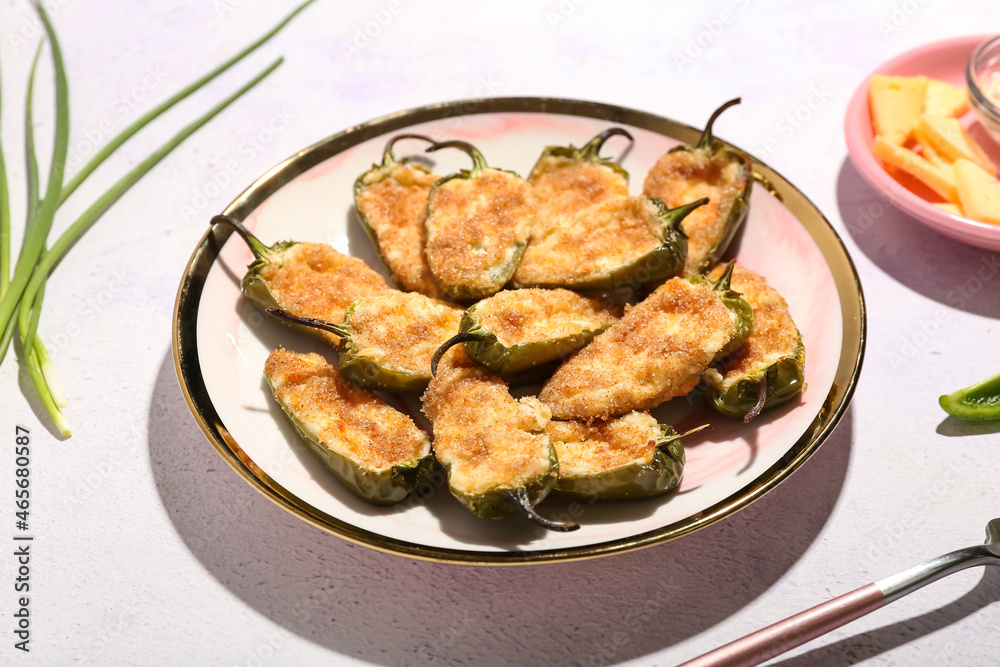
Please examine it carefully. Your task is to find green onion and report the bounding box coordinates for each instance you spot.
[1,0,313,436]
[58,0,317,206]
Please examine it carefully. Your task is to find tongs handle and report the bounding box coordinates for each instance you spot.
[679,583,884,667]
[680,545,996,667]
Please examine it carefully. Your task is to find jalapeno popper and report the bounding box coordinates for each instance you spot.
[700,265,804,422]
[512,195,703,290]
[264,348,435,505]
[643,98,753,277]
[548,412,687,500]
[211,214,390,345]
[527,127,632,231]
[267,290,462,394]
[538,265,752,421]
[431,287,619,383]
[422,140,538,301]
[422,348,578,531]
[353,134,445,298]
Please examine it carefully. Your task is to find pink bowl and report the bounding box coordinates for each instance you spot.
[844,34,1000,251]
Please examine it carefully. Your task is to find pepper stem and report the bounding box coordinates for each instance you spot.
[381,133,435,166]
[430,331,489,376]
[697,97,741,151]
[743,377,768,424]
[659,423,711,445]
[210,214,269,260]
[265,307,351,340]
[509,488,580,532]
[579,127,634,162]
[660,196,709,235]
[709,260,736,292]
[426,140,489,177]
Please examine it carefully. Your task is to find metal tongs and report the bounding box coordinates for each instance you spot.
[681,518,1000,666]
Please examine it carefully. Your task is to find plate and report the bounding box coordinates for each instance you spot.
[173,97,865,565]
[844,35,1000,251]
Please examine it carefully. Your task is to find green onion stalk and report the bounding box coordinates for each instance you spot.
[0,0,316,436]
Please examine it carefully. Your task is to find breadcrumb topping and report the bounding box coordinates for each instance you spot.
[539,277,736,420]
[264,348,430,471]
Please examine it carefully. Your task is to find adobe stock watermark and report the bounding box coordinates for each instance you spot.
[178,107,295,222]
[672,0,754,72]
[340,1,403,62]
[43,268,131,360]
[213,0,246,19]
[749,85,834,162]
[425,75,503,142]
[4,0,72,54]
[875,0,930,38]
[544,0,587,30]
[65,66,169,172]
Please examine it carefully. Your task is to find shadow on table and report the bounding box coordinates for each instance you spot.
[770,566,1000,667]
[836,159,1000,319]
[149,352,852,666]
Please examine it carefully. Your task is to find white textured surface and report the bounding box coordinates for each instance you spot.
[0,1,999,665]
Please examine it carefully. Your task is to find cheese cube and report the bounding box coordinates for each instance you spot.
[916,116,996,175]
[923,79,969,118]
[869,75,928,145]
[954,158,1000,225]
[872,136,959,203]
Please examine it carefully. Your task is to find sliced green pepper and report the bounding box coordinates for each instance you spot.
[422,140,536,302]
[939,370,1000,421]
[643,98,753,276]
[266,289,461,394]
[549,412,688,500]
[527,127,632,224]
[210,214,390,344]
[430,287,619,383]
[539,263,753,421]
[423,348,578,531]
[512,195,701,290]
[264,347,435,505]
[353,133,445,298]
[700,264,804,422]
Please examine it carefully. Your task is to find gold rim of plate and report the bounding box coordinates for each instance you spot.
[171,96,867,566]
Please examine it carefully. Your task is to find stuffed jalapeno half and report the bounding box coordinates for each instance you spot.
[264,348,435,505]
[700,264,805,422]
[422,140,538,302]
[267,291,462,394]
[643,98,753,277]
[422,347,578,531]
[549,412,686,500]
[538,265,753,421]
[527,127,632,233]
[211,214,390,345]
[353,134,446,298]
[431,287,619,383]
[512,195,703,291]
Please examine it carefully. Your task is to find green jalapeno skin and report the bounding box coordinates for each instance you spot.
[265,307,431,394]
[529,126,632,186]
[430,301,615,384]
[553,423,686,501]
[939,370,1000,421]
[422,140,535,302]
[644,98,753,277]
[447,448,560,519]
[699,264,804,422]
[424,349,578,531]
[353,134,444,297]
[271,389,436,505]
[512,196,702,291]
[687,261,754,361]
[704,337,806,421]
[210,214,389,344]
[264,350,435,506]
